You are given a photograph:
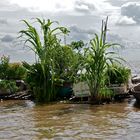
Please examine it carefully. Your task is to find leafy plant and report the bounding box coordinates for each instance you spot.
[0,80,18,93]
[83,17,123,102]
[0,56,10,79]
[52,44,84,84]
[20,18,69,103]
[0,56,26,80]
[7,63,26,80]
[106,64,131,85]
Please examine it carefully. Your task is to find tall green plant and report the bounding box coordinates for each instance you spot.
[20,18,69,102]
[84,17,123,102]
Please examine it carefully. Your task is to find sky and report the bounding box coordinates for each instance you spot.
[0,0,140,72]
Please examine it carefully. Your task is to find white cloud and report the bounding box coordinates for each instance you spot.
[69,25,97,41]
[121,2,140,23]
[76,4,89,10]
[74,0,96,14]
[9,0,114,15]
[1,0,140,64]
[10,0,75,12]
[75,4,91,12]
[117,16,136,25]
[106,0,132,7]
[69,25,97,34]
[1,34,15,42]
[0,18,7,25]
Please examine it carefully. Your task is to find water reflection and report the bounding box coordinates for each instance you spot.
[0,99,140,139]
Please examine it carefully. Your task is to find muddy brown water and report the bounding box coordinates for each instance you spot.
[0,99,140,140]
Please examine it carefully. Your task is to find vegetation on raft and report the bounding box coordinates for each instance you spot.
[0,17,131,104]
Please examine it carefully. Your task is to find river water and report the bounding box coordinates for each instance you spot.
[0,99,140,140]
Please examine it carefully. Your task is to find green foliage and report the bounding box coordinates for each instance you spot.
[52,45,84,83]
[99,87,114,100]
[20,18,69,103]
[0,56,26,80]
[71,40,84,51]
[23,62,55,102]
[83,17,123,101]
[23,62,43,88]
[19,17,127,103]
[7,63,26,80]
[0,80,18,93]
[0,56,9,79]
[107,64,131,85]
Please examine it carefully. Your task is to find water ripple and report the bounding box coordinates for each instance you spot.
[0,99,140,139]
